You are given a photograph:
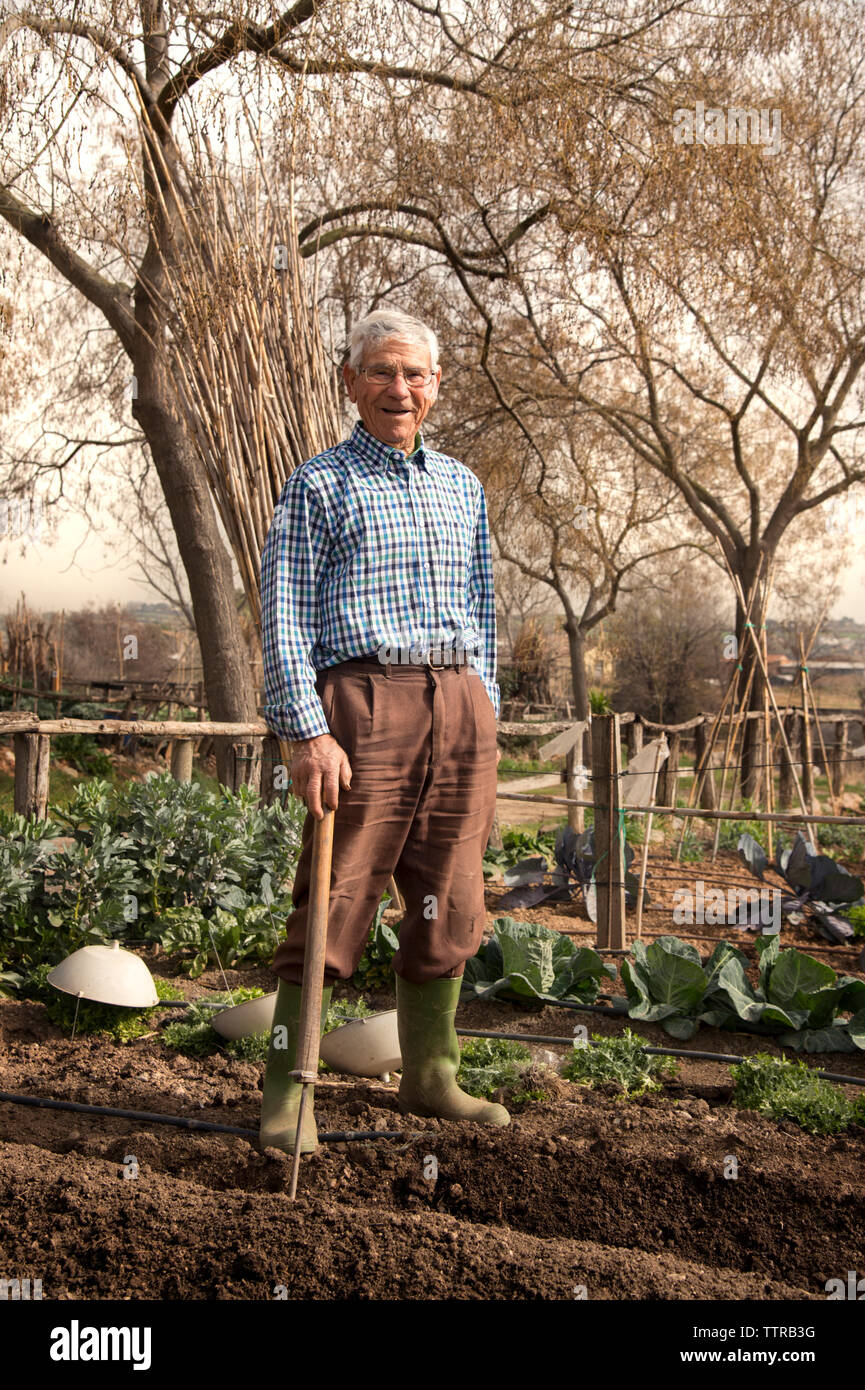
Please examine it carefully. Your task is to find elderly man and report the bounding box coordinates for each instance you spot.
[259,307,507,1154]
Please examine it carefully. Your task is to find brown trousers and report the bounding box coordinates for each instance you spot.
[272,656,498,986]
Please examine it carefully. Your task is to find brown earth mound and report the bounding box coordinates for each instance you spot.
[1,986,862,1302]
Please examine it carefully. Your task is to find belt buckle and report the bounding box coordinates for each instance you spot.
[427,652,446,669]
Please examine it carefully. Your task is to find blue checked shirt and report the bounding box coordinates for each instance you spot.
[260,420,500,741]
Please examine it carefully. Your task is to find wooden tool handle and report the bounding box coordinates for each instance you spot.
[292,806,335,1081]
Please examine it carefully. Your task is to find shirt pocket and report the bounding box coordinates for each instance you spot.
[431,490,473,584]
[333,479,408,588]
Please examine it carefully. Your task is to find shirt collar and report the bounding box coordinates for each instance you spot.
[347,420,435,474]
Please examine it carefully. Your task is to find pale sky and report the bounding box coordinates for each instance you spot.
[0,510,157,615]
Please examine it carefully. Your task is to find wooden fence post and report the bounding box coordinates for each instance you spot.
[260,735,286,806]
[565,742,585,832]
[625,719,643,759]
[657,731,681,808]
[486,808,504,852]
[777,711,798,809]
[169,739,194,783]
[831,719,848,800]
[591,713,626,951]
[13,732,50,819]
[693,721,717,810]
[219,738,263,794]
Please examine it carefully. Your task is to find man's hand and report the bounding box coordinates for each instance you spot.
[290,733,352,820]
[496,746,501,768]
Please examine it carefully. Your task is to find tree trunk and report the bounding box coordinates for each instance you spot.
[132,368,256,784]
[734,554,768,804]
[777,711,799,809]
[564,619,590,720]
[693,721,717,810]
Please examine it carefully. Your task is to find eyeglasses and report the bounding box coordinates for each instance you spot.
[358,365,436,387]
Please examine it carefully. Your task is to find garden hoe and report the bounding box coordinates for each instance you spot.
[288,804,335,1200]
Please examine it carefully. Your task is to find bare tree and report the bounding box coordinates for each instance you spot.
[492,559,552,664]
[0,0,567,775]
[297,1,865,798]
[608,567,726,723]
[443,375,706,718]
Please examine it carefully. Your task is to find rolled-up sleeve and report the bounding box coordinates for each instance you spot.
[466,483,500,717]
[260,475,331,741]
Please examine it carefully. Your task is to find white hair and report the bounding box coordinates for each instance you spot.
[347,309,439,370]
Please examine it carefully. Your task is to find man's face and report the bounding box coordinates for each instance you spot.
[343,335,442,453]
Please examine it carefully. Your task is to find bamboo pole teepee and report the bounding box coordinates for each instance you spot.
[131,106,342,632]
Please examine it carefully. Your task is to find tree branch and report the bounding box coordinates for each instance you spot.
[0,186,136,351]
[0,11,154,102]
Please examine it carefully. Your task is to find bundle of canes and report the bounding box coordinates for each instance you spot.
[289,804,335,1201]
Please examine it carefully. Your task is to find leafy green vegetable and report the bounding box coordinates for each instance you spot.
[846,904,865,939]
[494,826,647,918]
[737,832,768,881]
[456,1036,532,1097]
[162,988,266,1058]
[352,897,400,990]
[461,916,616,1004]
[0,772,305,979]
[482,826,559,880]
[24,966,184,1042]
[157,903,282,978]
[677,827,706,862]
[738,828,864,944]
[324,996,375,1033]
[622,936,707,1039]
[730,1053,865,1135]
[562,1028,679,1094]
[621,933,865,1047]
[223,1031,270,1063]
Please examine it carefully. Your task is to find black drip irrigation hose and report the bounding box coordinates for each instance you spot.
[0,1091,405,1143]
[453,1028,865,1087]
[159,1000,224,1009]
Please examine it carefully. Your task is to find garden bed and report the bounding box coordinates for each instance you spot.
[1,951,863,1300]
[2,806,864,1303]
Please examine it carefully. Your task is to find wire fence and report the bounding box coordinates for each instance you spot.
[494,712,865,955]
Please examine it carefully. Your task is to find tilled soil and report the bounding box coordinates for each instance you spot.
[2,843,863,1302]
[2,984,863,1301]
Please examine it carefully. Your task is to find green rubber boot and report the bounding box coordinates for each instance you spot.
[259,979,332,1154]
[396,975,510,1126]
